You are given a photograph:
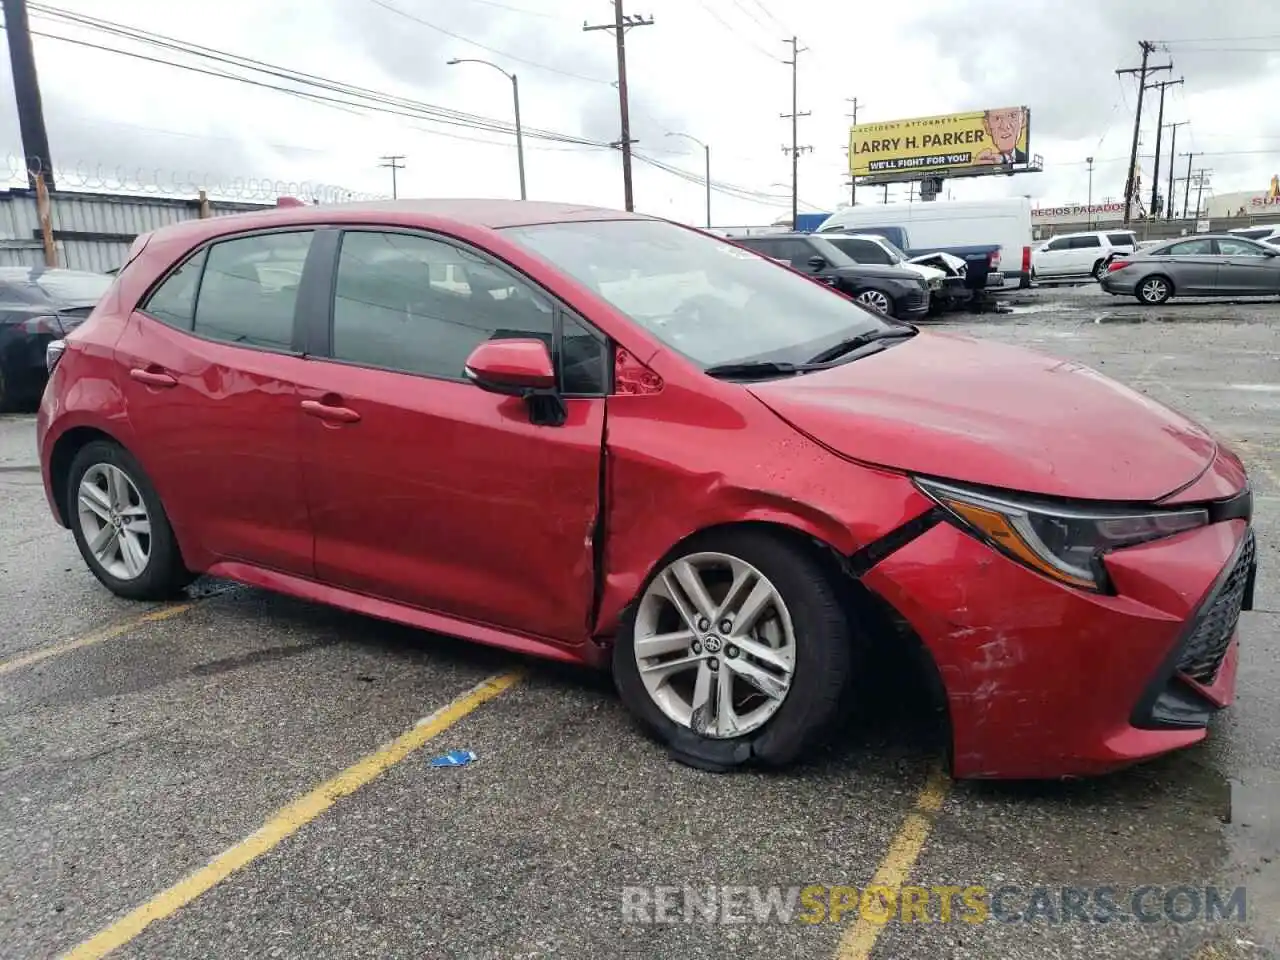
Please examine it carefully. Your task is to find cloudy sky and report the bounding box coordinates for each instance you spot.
[1,0,1278,225]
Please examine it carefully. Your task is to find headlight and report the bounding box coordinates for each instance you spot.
[928,277,942,290]
[915,478,1209,591]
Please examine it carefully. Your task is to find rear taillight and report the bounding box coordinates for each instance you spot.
[46,338,66,373]
[1021,245,1031,272]
[1106,260,1132,273]
[21,314,61,335]
[988,249,1002,270]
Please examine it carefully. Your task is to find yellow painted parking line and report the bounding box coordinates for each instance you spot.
[0,602,198,677]
[60,672,521,960]
[834,766,952,960]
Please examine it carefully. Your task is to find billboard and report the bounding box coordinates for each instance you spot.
[850,107,1031,178]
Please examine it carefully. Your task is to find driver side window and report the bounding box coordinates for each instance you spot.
[331,230,554,381]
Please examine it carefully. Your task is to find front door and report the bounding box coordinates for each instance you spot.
[115,229,319,575]
[1160,238,1221,294]
[296,228,609,644]
[1214,237,1280,294]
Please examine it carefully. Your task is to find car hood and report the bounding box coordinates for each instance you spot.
[748,332,1218,502]
[898,262,945,282]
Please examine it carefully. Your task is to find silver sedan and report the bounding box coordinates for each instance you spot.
[1098,233,1280,304]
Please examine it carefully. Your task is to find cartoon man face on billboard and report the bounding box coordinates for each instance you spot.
[977,107,1027,165]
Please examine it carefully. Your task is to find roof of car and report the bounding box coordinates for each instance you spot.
[145,198,653,247]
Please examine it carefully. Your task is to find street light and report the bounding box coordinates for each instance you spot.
[1086,156,1095,227]
[664,131,710,229]
[447,57,526,200]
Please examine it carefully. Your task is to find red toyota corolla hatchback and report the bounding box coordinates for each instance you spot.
[37,200,1256,779]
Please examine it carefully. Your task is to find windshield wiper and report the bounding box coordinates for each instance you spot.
[804,327,917,365]
[703,360,808,380]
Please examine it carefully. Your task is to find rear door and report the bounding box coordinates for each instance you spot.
[1068,234,1104,274]
[295,228,608,644]
[115,228,322,574]
[1214,237,1280,294]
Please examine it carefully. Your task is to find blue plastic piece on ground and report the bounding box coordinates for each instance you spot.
[429,749,477,768]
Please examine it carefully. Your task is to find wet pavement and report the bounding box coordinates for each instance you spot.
[1,287,1277,959]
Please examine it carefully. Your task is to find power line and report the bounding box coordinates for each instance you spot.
[365,0,612,84]
[13,3,810,209]
[22,6,606,147]
[691,0,778,60]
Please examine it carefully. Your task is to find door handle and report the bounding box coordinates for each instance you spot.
[301,399,361,423]
[129,367,177,388]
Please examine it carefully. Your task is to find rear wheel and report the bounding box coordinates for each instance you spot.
[1136,275,1173,305]
[613,528,857,770]
[1092,259,1108,280]
[855,288,894,316]
[67,440,192,600]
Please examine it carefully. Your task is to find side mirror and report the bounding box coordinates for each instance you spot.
[464,338,555,396]
[463,338,566,427]
[806,255,827,271]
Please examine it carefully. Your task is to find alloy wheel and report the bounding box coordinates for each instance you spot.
[1140,278,1168,303]
[76,463,152,580]
[856,289,892,314]
[633,552,796,739]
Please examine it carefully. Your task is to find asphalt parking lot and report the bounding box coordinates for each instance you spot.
[1,283,1278,960]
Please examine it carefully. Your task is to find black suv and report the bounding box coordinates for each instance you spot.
[733,233,931,319]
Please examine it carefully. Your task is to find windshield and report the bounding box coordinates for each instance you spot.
[503,219,895,369]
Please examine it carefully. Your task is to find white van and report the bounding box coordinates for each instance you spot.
[816,197,1034,290]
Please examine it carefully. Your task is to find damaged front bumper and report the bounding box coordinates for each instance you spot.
[860,514,1254,780]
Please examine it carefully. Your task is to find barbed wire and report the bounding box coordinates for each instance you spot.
[5,153,385,204]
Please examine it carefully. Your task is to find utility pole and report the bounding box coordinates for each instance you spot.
[584,1,654,213]
[882,184,889,204]
[1086,157,1095,226]
[1181,151,1195,219]
[378,155,405,199]
[1146,77,1182,216]
[1164,121,1187,220]
[3,0,54,189]
[845,97,861,206]
[779,36,811,229]
[1191,168,1211,221]
[1116,41,1170,225]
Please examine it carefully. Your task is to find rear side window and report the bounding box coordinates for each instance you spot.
[193,231,314,349]
[1107,233,1136,246]
[1069,235,1102,248]
[831,238,893,264]
[142,248,207,330]
[1165,239,1214,256]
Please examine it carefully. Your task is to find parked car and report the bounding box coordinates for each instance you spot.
[816,198,1033,290]
[819,233,970,313]
[0,267,113,410]
[1100,234,1280,303]
[38,200,1256,780]
[1227,224,1280,244]
[1031,230,1138,282]
[732,233,931,318]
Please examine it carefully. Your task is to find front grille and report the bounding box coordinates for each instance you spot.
[1176,530,1255,683]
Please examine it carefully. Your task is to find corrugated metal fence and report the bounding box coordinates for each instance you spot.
[0,188,272,273]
